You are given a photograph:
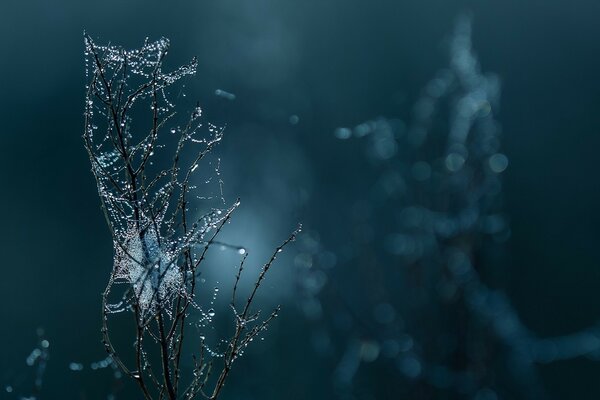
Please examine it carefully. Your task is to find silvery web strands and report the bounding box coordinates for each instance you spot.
[84,35,298,400]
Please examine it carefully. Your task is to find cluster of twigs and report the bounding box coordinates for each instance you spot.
[83,34,298,399]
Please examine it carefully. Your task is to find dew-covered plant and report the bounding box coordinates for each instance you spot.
[83,34,298,399]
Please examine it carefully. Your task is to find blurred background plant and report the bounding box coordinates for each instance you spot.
[294,15,600,399]
[2,1,600,399]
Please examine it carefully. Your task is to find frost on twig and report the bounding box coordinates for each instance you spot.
[84,34,297,399]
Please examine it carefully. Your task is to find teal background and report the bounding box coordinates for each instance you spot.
[1,0,600,398]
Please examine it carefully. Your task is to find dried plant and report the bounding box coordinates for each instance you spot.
[83,34,298,400]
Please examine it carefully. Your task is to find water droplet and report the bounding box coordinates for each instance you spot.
[69,362,84,371]
[489,153,508,173]
[445,152,466,172]
[334,127,352,140]
[215,89,236,101]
